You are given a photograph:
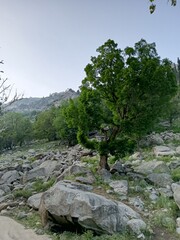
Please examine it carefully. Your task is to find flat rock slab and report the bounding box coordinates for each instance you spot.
[153,146,175,157]
[0,216,51,240]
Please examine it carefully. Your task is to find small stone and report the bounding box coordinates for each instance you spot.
[176,217,180,227]
[0,210,7,214]
[127,219,146,235]
[75,176,95,185]
[17,212,27,219]
[109,180,128,196]
[19,201,25,206]
[0,189,5,197]
[176,227,180,234]
[149,192,158,201]
[129,197,144,211]
[106,190,114,194]
[137,233,145,239]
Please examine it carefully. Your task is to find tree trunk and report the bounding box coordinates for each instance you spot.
[99,155,110,170]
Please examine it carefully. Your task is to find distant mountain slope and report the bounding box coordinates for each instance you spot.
[6,89,79,113]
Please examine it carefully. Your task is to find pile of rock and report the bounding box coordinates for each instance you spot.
[0,133,179,238]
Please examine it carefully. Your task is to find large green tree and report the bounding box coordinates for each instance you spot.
[67,39,177,170]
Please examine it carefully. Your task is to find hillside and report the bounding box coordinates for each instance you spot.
[5,89,79,113]
[0,132,180,239]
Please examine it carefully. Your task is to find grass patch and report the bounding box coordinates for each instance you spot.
[13,189,33,199]
[151,211,176,233]
[150,196,178,233]
[171,167,180,182]
[32,177,56,192]
[13,177,56,199]
[153,195,178,217]
[52,230,137,240]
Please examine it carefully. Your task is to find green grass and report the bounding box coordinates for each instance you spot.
[13,177,56,199]
[171,167,180,182]
[13,189,33,199]
[32,177,56,192]
[151,211,176,233]
[52,230,137,240]
[154,196,177,213]
[150,196,178,233]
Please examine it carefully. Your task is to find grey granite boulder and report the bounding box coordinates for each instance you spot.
[0,170,20,184]
[27,192,44,210]
[25,168,46,181]
[109,180,128,196]
[38,160,58,176]
[39,181,145,235]
[147,173,173,187]
[134,160,170,175]
[172,183,180,210]
[153,146,175,157]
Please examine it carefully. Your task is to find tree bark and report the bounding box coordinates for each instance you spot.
[99,155,110,170]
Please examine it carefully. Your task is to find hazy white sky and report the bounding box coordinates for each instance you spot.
[0,0,179,97]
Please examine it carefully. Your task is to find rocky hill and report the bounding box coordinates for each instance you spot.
[5,89,79,114]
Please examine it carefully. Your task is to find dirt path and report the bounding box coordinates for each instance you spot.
[0,216,51,240]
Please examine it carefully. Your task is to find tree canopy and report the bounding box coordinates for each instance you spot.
[33,107,57,141]
[0,112,33,150]
[65,39,177,169]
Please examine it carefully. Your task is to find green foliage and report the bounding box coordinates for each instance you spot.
[154,196,178,213]
[33,107,57,141]
[53,100,78,146]
[150,195,178,232]
[13,189,33,199]
[67,39,177,168]
[13,178,56,199]
[32,177,56,192]
[164,59,180,125]
[52,231,137,240]
[0,112,33,150]
[171,167,180,182]
[151,211,176,233]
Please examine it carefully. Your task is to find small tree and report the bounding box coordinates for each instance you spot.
[53,100,78,146]
[33,107,57,141]
[67,39,177,169]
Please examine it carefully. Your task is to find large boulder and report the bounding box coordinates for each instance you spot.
[57,164,94,181]
[153,146,175,157]
[0,170,20,184]
[134,160,170,175]
[147,173,173,187]
[172,183,180,210]
[38,160,58,176]
[39,181,145,235]
[25,168,46,181]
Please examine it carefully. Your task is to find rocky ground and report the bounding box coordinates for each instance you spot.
[0,131,180,239]
[0,216,50,240]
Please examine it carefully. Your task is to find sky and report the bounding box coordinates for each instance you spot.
[0,0,180,98]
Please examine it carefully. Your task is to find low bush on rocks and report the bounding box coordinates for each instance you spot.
[171,168,180,182]
[13,189,33,199]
